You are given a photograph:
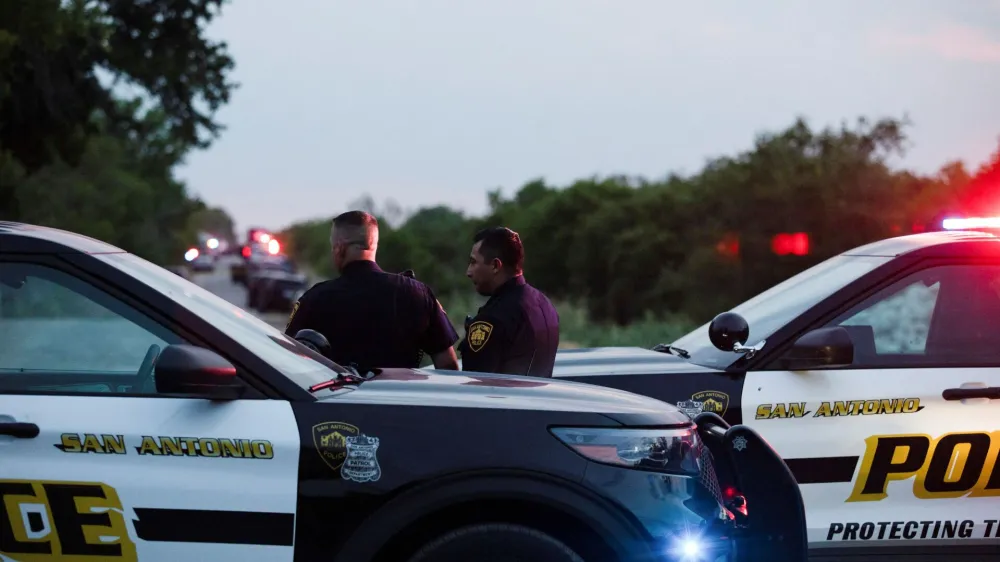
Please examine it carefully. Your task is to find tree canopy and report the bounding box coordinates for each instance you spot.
[1,0,237,262]
[281,116,1000,341]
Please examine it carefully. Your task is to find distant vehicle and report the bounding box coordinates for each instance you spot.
[184,247,215,272]
[232,235,282,285]
[244,248,308,313]
[229,231,308,313]
[549,230,1000,560]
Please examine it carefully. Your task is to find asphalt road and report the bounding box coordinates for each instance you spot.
[188,255,295,330]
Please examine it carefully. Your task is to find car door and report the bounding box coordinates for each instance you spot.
[0,258,300,561]
[742,260,1000,553]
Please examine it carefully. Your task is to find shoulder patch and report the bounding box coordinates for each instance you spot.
[286,300,300,330]
[467,321,493,352]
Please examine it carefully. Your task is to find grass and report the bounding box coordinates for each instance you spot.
[437,292,697,350]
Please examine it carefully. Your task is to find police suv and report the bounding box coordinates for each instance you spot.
[554,230,1000,561]
[0,222,808,562]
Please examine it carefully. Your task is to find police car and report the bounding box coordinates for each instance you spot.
[0,221,808,562]
[554,230,1000,561]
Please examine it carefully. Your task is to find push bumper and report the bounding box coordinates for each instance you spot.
[693,412,809,562]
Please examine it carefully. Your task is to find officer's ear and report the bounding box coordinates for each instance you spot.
[491,258,503,274]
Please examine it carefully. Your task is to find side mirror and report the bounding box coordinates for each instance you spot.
[780,327,854,370]
[708,312,750,351]
[709,312,766,359]
[295,329,331,357]
[154,344,245,399]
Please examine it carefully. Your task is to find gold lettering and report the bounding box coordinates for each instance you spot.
[849,431,1000,502]
[0,479,138,562]
[136,436,162,455]
[59,433,82,453]
[253,440,274,459]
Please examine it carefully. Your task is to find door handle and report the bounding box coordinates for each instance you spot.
[0,422,39,438]
[942,387,1000,401]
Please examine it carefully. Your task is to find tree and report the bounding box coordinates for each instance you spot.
[0,0,236,216]
[282,115,1000,341]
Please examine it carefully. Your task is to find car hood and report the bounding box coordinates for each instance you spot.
[317,368,691,426]
[549,346,727,377]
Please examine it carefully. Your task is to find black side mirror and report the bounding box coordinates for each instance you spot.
[295,329,331,357]
[154,344,245,399]
[708,312,750,351]
[780,327,854,370]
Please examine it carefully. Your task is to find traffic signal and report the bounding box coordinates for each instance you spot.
[771,232,810,256]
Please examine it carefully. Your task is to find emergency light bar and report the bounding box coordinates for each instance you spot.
[941,217,1000,230]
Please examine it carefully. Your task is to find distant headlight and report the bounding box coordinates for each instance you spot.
[550,426,701,475]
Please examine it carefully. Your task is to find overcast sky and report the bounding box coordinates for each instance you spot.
[173,0,1000,234]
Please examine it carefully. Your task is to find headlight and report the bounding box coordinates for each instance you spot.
[550,426,701,475]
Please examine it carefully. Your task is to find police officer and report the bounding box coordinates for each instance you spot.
[460,226,559,377]
[284,210,460,372]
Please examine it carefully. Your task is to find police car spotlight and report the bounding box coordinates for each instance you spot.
[670,533,706,561]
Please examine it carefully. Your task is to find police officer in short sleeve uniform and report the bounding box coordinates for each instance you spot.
[460,227,559,377]
[284,211,459,372]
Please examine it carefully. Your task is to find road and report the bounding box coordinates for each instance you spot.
[189,255,297,330]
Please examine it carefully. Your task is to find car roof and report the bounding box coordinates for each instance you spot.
[842,230,1000,258]
[0,221,126,254]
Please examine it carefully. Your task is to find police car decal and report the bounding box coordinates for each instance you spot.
[341,433,382,483]
[753,397,924,420]
[312,421,361,472]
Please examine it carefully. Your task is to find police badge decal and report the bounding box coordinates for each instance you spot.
[312,421,360,471]
[341,434,382,483]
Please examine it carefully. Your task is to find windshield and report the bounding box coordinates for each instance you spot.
[672,254,893,368]
[96,253,346,388]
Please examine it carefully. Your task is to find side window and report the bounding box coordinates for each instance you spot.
[823,264,1000,367]
[839,279,940,354]
[0,261,186,394]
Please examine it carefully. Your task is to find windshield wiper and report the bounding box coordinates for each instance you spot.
[651,343,690,359]
[307,364,376,393]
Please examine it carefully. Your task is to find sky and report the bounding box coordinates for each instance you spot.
[173,0,1000,234]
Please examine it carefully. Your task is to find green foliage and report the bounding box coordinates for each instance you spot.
[281,116,1000,347]
[0,0,237,265]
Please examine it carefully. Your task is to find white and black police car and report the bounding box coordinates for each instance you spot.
[555,229,1000,561]
[0,221,808,562]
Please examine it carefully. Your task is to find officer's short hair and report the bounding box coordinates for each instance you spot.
[331,210,378,250]
[473,227,524,274]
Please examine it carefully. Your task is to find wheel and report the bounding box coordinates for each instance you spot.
[407,523,585,562]
[246,283,257,310]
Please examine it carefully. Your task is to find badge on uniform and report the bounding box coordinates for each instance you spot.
[467,321,493,352]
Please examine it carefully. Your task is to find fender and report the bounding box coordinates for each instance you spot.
[328,469,656,562]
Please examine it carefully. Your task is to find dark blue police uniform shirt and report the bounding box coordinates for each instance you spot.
[459,275,559,377]
[284,260,458,371]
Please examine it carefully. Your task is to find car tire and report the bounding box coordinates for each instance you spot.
[407,523,586,562]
